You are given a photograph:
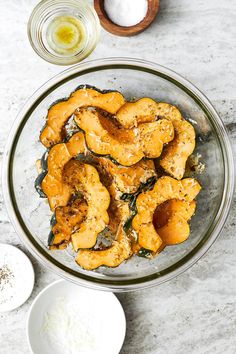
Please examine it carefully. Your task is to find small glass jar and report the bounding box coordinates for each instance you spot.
[28,0,100,65]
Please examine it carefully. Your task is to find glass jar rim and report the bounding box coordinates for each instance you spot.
[27,0,100,65]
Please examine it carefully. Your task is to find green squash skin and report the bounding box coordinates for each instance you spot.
[73,84,121,95]
[50,214,56,227]
[122,176,157,233]
[40,84,124,149]
[42,84,122,137]
[48,232,69,248]
[48,230,55,247]
[35,171,47,198]
[47,214,56,246]
[35,150,49,198]
[40,150,48,171]
[138,248,152,258]
[123,210,137,234]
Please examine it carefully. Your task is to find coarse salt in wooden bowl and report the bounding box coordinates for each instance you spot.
[94,0,159,37]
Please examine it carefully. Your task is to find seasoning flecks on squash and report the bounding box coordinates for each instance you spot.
[40,87,125,148]
[76,226,132,270]
[41,129,158,213]
[41,132,86,210]
[153,199,196,245]
[37,88,202,271]
[132,176,201,252]
[74,108,174,166]
[49,198,88,249]
[157,103,196,180]
[63,160,110,250]
[97,157,157,196]
[115,99,195,179]
[76,197,132,269]
[116,97,159,128]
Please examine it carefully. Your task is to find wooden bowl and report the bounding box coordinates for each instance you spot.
[94,0,159,37]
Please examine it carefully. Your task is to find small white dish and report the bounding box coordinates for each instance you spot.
[27,279,126,354]
[0,243,35,312]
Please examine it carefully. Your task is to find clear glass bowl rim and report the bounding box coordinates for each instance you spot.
[2,57,235,292]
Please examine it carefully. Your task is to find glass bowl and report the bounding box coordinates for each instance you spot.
[2,58,234,292]
[27,0,100,65]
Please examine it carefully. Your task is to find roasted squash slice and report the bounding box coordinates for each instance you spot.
[116,100,195,179]
[153,199,196,245]
[63,159,110,250]
[76,201,132,270]
[97,157,157,196]
[41,132,86,210]
[40,87,125,148]
[132,176,201,252]
[76,225,132,270]
[49,198,88,249]
[116,97,159,128]
[157,103,196,179]
[74,109,174,166]
[41,131,157,210]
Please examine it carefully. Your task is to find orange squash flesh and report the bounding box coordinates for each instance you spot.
[132,176,201,252]
[157,103,196,180]
[76,201,132,270]
[96,157,157,196]
[41,132,86,210]
[44,136,153,255]
[116,97,159,128]
[74,108,174,166]
[40,88,125,148]
[115,100,196,180]
[76,225,132,270]
[63,160,110,250]
[50,199,88,249]
[42,131,157,211]
[153,199,196,245]
[38,91,201,271]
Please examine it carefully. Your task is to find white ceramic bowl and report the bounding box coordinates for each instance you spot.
[0,243,34,312]
[27,279,126,354]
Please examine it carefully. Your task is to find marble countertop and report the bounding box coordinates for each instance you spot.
[0,0,236,353]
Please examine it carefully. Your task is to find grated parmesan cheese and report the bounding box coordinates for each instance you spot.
[41,296,104,354]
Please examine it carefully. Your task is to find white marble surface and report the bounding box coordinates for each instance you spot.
[0,0,236,353]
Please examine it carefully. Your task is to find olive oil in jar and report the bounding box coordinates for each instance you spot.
[46,16,86,56]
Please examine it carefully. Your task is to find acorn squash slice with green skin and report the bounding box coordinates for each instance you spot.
[153,199,196,245]
[41,131,157,210]
[40,87,125,148]
[115,100,195,179]
[49,198,88,249]
[74,108,174,166]
[63,159,110,250]
[41,132,86,210]
[76,224,132,270]
[76,201,132,270]
[156,103,196,180]
[96,157,157,197]
[132,176,201,252]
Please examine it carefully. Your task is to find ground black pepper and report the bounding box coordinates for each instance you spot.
[0,264,14,292]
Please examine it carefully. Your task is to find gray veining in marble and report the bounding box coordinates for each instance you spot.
[0,0,236,353]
